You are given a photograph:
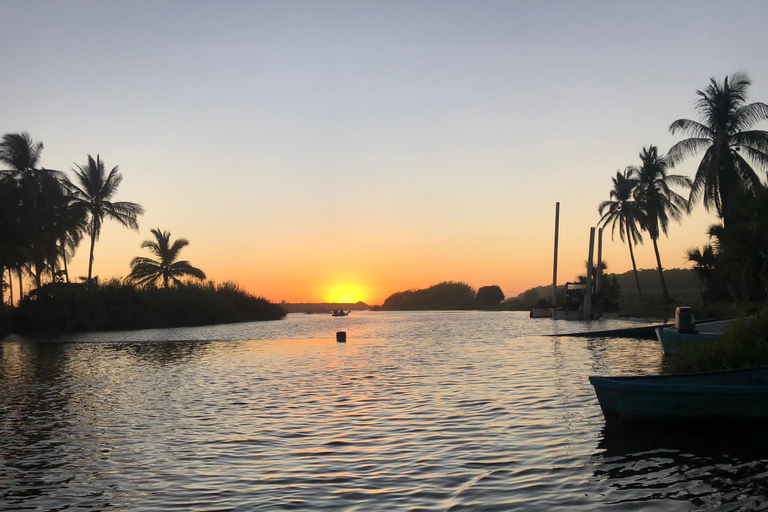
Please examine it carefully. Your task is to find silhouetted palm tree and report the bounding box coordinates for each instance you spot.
[70,155,144,284]
[668,72,768,229]
[598,169,644,300]
[631,146,691,301]
[127,228,206,288]
[0,132,43,174]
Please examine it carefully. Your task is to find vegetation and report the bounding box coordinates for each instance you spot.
[630,146,691,300]
[0,133,143,301]
[70,155,144,284]
[598,170,644,299]
[382,281,477,310]
[668,72,768,231]
[665,307,768,374]
[10,280,286,334]
[127,228,206,288]
[0,132,283,335]
[476,285,505,308]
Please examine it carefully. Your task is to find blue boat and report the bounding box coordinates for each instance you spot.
[655,318,733,355]
[589,367,768,424]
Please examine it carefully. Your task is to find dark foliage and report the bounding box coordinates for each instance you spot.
[11,280,286,334]
[477,285,505,308]
[381,281,476,311]
[687,187,768,303]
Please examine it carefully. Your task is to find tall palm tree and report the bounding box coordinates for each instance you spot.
[127,228,206,288]
[598,169,644,300]
[0,132,44,296]
[668,72,768,229]
[631,146,691,301]
[70,155,144,284]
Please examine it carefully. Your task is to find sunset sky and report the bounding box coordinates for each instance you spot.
[3,0,768,305]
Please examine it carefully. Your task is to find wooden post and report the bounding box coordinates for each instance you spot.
[584,227,595,320]
[552,202,560,308]
[596,227,603,295]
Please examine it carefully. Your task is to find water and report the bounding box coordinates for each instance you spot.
[1,311,767,511]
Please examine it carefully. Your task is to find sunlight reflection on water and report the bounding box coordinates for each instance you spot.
[2,311,767,511]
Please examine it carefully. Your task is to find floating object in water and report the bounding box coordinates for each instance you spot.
[336,331,346,343]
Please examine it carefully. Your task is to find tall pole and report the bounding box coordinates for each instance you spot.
[552,202,560,308]
[596,227,603,295]
[584,227,595,320]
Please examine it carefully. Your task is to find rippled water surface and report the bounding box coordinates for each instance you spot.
[2,311,768,511]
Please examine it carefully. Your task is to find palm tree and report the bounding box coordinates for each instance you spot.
[668,72,768,229]
[70,155,144,284]
[127,228,206,288]
[0,132,43,174]
[598,169,644,300]
[631,146,691,301]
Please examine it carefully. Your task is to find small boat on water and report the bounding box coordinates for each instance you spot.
[655,318,734,355]
[589,367,768,424]
[331,310,349,317]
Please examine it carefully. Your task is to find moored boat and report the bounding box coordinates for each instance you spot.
[655,318,737,355]
[589,367,768,424]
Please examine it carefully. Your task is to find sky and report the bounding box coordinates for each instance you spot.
[2,0,768,305]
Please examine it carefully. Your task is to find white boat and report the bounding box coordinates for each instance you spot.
[655,318,735,355]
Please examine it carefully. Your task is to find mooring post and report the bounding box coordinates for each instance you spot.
[596,227,603,296]
[584,227,595,320]
[552,202,560,309]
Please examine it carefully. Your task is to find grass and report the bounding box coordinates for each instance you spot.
[665,306,768,374]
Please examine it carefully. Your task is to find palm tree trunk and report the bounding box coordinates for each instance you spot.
[61,245,70,283]
[625,219,642,301]
[7,268,13,306]
[17,267,23,301]
[0,264,5,309]
[87,220,97,284]
[652,236,671,301]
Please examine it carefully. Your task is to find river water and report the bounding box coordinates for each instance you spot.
[1,311,767,511]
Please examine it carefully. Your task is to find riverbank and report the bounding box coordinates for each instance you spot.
[5,280,286,335]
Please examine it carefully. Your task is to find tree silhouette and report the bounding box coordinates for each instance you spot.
[69,155,144,284]
[630,146,691,301]
[668,72,768,229]
[598,169,644,300]
[127,228,206,288]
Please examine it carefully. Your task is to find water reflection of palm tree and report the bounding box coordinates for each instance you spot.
[127,228,206,288]
[70,155,144,284]
[631,146,691,301]
[668,72,768,230]
[598,169,644,300]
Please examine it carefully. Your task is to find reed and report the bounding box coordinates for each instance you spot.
[11,279,286,334]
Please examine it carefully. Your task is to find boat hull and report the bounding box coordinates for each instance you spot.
[655,319,735,355]
[590,367,768,423]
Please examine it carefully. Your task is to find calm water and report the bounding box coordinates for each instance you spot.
[2,311,767,511]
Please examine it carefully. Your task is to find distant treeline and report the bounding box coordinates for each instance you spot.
[281,301,370,314]
[507,268,700,309]
[6,280,287,335]
[380,282,505,311]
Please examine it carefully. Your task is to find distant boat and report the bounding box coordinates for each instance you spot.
[589,367,768,424]
[655,318,737,356]
[331,310,350,317]
[529,308,551,318]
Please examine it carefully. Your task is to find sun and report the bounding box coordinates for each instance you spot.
[325,283,367,304]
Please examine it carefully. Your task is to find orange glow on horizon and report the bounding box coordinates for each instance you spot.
[324,283,369,304]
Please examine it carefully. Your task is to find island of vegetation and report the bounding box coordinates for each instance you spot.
[0,134,285,336]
